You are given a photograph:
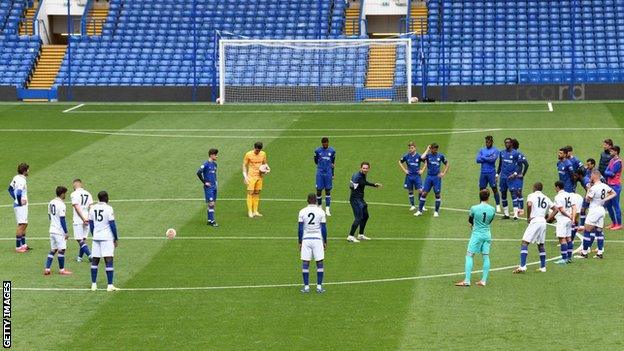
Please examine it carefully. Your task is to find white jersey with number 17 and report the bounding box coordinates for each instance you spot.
[71,188,93,225]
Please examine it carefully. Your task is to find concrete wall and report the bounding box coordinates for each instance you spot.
[37,0,86,43]
[0,87,17,101]
[57,86,214,102]
[364,0,408,16]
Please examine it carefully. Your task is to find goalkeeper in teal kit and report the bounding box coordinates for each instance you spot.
[455,189,496,287]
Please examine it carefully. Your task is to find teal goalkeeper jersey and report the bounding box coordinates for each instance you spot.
[469,203,496,236]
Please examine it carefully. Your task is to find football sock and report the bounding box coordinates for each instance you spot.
[208,205,215,222]
[81,240,91,258]
[349,222,358,236]
[502,197,508,211]
[567,241,574,258]
[252,194,260,213]
[538,246,546,268]
[464,254,473,283]
[596,230,604,253]
[520,244,528,267]
[582,231,592,253]
[511,198,518,210]
[105,260,114,285]
[15,235,20,249]
[325,195,331,207]
[588,232,596,248]
[78,241,84,258]
[316,196,322,206]
[58,253,65,270]
[434,198,441,212]
[246,194,253,214]
[482,254,491,282]
[559,244,568,260]
[493,191,500,205]
[408,192,415,206]
[513,207,519,218]
[21,235,26,247]
[571,228,577,242]
[418,197,426,211]
[91,264,98,283]
[302,261,310,286]
[316,261,324,286]
[45,251,54,269]
[519,198,524,210]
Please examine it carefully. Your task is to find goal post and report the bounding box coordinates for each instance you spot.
[218,38,412,104]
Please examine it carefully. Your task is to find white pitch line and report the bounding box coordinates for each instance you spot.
[2,127,624,133]
[65,109,547,114]
[62,103,85,113]
[547,102,554,112]
[11,248,581,292]
[66,128,501,139]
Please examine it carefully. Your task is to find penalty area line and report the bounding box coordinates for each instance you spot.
[62,104,85,113]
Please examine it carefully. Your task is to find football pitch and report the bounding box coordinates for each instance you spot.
[1,101,623,350]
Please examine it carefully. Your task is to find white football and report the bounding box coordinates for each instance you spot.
[166,228,177,240]
[259,164,271,174]
[410,96,419,103]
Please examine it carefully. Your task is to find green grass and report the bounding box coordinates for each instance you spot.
[1,101,624,350]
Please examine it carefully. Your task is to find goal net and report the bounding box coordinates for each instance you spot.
[218,39,412,104]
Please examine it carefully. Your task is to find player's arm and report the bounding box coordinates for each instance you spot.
[72,204,89,223]
[604,188,617,203]
[197,166,206,183]
[604,160,621,177]
[7,185,15,200]
[526,200,533,223]
[520,157,529,177]
[321,215,327,249]
[546,205,558,222]
[398,158,409,174]
[109,210,118,246]
[298,220,303,249]
[13,181,24,206]
[60,208,69,239]
[571,204,577,222]
[419,162,427,175]
[476,150,483,163]
[468,213,474,228]
[330,152,336,177]
[496,154,502,178]
[242,155,249,184]
[313,150,319,165]
[420,145,430,160]
[365,178,382,188]
[440,158,449,177]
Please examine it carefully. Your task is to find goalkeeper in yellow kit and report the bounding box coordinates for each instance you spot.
[243,141,268,218]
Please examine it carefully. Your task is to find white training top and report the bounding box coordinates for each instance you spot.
[569,192,584,217]
[9,175,27,206]
[89,202,116,241]
[70,188,93,225]
[554,190,574,220]
[48,198,67,235]
[298,204,327,240]
[586,182,613,209]
[527,191,554,222]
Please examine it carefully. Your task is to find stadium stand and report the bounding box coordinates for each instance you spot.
[412,0,624,86]
[0,0,41,88]
[55,0,349,87]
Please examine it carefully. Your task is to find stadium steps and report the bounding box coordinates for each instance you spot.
[365,44,396,88]
[344,6,360,36]
[85,5,109,35]
[27,45,67,89]
[409,4,428,34]
[18,1,38,36]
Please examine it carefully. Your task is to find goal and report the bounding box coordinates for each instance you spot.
[218,39,412,104]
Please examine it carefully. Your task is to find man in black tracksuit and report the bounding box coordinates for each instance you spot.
[348,162,382,243]
[599,138,614,175]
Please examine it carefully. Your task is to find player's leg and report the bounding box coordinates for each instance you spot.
[433,177,442,216]
[519,240,529,270]
[500,179,510,218]
[358,204,370,240]
[566,237,574,263]
[612,185,622,228]
[579,223,595,258]
[517,185,524,212]
[348,200,363,241]
[252,178,263,216]
[417,177,432,215]
[456,251,473,287]
[595,225,605,258]
[489,174,501,209]
[479,173,487,191]
[246,189,254,218]
[44,237,56,275]
[480,253,491,286]
[510,187,520,219]
[316,172,323,206]
[301,259,311,293]
[324,174,333,215]
[605,197,616,228]
[90,241,101,290]
[312,241,326,292]
[537,242,547,271]
[405,176,416,209]
[315,259,325,293]
[57,249,72,275]
[104,257,117,291]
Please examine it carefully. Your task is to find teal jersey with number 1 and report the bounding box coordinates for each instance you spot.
[469,203,496,237]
